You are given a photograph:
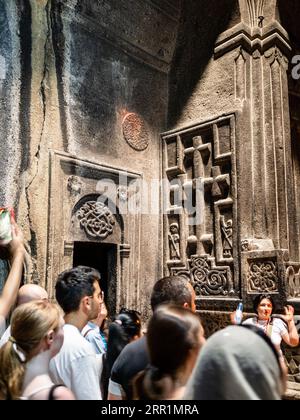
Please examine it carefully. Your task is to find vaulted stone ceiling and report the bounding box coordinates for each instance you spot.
[72,0,182,73]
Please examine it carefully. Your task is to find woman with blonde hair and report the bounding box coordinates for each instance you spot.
[0,300,75,400]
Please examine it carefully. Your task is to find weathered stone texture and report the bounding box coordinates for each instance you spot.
[1,0,181,318]
[0,0,21,206]
[1,0,300,338]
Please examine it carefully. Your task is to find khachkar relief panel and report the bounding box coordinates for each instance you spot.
[162,114,238,301]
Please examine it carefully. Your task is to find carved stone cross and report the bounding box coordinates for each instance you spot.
[211,166,230,199]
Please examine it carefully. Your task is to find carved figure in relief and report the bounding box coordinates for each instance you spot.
[221,217,233,258]
[169,223,180,260]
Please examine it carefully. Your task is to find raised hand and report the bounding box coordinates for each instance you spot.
[282,305,295,324]
[8,222,25,259]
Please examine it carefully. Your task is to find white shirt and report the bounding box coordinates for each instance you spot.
[243,317,288,347]
[49,324,103,400]
[82,322,107,355]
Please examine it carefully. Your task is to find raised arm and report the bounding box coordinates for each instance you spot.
[281,306,299,348]
[0,223,25,318]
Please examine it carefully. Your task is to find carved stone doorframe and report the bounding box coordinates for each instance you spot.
[46,151,142,313]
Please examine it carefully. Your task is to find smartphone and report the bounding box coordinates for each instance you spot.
[0,208,14,246]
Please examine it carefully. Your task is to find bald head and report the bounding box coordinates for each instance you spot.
[17,284,49,306]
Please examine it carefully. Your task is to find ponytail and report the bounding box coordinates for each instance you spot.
[0,300,61,400]
[133,366,175,400]
[0,339,26,400]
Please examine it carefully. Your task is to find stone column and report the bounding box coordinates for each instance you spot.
[215,0,298,309]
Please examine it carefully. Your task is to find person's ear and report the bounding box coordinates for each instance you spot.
[81,296,91,313]
[46,330,55,348]
[183,302,189,310]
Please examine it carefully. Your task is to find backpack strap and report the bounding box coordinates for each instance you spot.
[48,385,65,401]
[83,328,94,338]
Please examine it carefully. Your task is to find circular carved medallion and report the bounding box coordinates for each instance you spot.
[122,113,149,151]
[77,201,115,240]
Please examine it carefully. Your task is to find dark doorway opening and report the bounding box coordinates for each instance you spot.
[73,242,117,315]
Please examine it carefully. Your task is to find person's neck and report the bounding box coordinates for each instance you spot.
[258,317,270,323]
[64,312,87,332]
[23,351,52,390]
[169,386,186,400]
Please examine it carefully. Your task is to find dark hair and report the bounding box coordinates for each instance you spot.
[241,325,283,376]
[253,294,276,315]
[101,309,142,400]
[133,305,203,400]
[55,266,100,314]
[150,277,193,311]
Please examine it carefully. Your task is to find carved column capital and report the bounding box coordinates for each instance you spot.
[214,21,291,59]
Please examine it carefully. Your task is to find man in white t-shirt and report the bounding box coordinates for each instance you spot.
[50,266,104,400]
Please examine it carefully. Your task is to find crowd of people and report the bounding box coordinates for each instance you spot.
[0,222,299,400]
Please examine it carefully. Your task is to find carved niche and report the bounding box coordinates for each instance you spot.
[47,151,142,308]
[162,115,238,302]
[168,223,181,261]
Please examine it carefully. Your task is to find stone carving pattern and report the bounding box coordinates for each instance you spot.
[164,118,238,297]
[190,256,234,297]
[284,332,300,382]
[170,256,234,297]
[77,201,115,240]
[168,223,180,261]
[68,176,82,195]
[286,266,300,299]
[201,313,231,338]
[221,217,233,258]
[170,268,191,283]
[241,240,250,252]
[122,113,149,151]
[246,0,265,27]
[247,260,278,293]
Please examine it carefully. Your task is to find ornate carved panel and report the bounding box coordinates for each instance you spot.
[241,250,289,309]
[247,259,278,293]
[190,256,234,297]
[162,115,238,302]
[77,201,116,240]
